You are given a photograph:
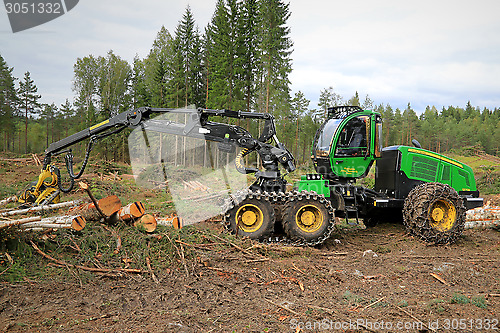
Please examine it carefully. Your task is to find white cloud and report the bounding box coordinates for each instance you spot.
[0,0,499,112]
[289,0,500,110]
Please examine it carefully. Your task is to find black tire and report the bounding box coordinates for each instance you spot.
[363,216,379,228]
[225,194,275,240]
[403,182,466,244]
[282,191,334,244]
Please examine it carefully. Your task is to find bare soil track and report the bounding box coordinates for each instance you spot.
[1,221,499,333]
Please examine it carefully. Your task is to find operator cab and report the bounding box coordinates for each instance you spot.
[312,106,382,180]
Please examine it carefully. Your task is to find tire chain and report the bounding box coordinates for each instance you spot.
[403,182,466,244]
[222,189,336,247]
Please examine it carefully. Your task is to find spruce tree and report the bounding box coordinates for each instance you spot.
[174,6,203,107]
[205,0,234,109]
[347,91,360,106]
[145,26,174,107]
[131,56,150,108]
[0,54,18,151]
[18,71,41,154]
[240,0,259,112]
[257,0,293,115]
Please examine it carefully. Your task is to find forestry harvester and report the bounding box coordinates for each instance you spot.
[20,106,483,245]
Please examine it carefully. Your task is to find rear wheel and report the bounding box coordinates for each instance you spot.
[403,182,465,244]
[283,191,335,244]
[225,192,275,240]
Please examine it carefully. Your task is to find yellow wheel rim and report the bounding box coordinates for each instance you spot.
[235,204,264,233]
[429,199,456,232]
[295,204,323,233]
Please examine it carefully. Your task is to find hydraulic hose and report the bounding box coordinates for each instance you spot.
[235,148,259,174]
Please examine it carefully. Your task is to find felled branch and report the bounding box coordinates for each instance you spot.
[30,241,143,274]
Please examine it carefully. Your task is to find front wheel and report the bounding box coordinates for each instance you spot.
[282,191,335,245]
[403,182,466,244]
[225,193,275,240]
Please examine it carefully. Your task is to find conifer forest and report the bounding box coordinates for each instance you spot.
[0,0,499,164]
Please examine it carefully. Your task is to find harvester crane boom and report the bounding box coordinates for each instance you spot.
[21,107,295,205]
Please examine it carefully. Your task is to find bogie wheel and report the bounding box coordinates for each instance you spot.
[225,194,275,241]
[363,216,379,228]
[403,182,466,244]
[283,191,335,245]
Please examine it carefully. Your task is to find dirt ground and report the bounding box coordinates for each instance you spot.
[1,156,499,333]
[0,221,499,333]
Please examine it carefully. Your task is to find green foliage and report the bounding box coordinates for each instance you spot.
[471,296,487,309]
[342,290,364,304]
[397,300,408,307]
[450,293,470,305]
[18,71,41,154]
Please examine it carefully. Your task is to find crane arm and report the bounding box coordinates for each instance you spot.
[21,107,295,205]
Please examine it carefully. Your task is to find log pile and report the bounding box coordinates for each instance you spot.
[0,189,157,233]
[0,210,86,231]
[465,202,500,230]
[0,154,42,165]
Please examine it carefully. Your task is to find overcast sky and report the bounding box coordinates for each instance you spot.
[1,0,499,113]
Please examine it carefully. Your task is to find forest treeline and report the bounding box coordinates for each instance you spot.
[0,0,499,165]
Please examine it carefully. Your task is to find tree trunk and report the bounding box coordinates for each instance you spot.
[21,215,86,231]
[0,200,82,217]
[25,97,28,154]
[0,216,41,229]
[69,195,122,221]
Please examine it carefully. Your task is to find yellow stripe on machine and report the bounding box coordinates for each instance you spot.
[408,148,463,169]
[90,119,110,131]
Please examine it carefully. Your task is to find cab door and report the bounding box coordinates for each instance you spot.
[330,115,375,179]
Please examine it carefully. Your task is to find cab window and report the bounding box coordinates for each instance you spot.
[314,118,342,157]
[335,116,369,157]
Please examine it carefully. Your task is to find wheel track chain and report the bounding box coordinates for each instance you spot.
[222,189,335,247]
[403,182,466,244]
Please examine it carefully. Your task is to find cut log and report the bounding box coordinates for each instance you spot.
[95,195,122,216]
[24,223,75,230]
[21,215,86,231]
[134,214,157,233]
[192,180,209,191]
[69,195,121,221]
[0,200,82,217]
[106,202,145,224]
[117,201,145,220]
[157,215,183,229]
[0,196,18,207]
[0,216,42,229]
